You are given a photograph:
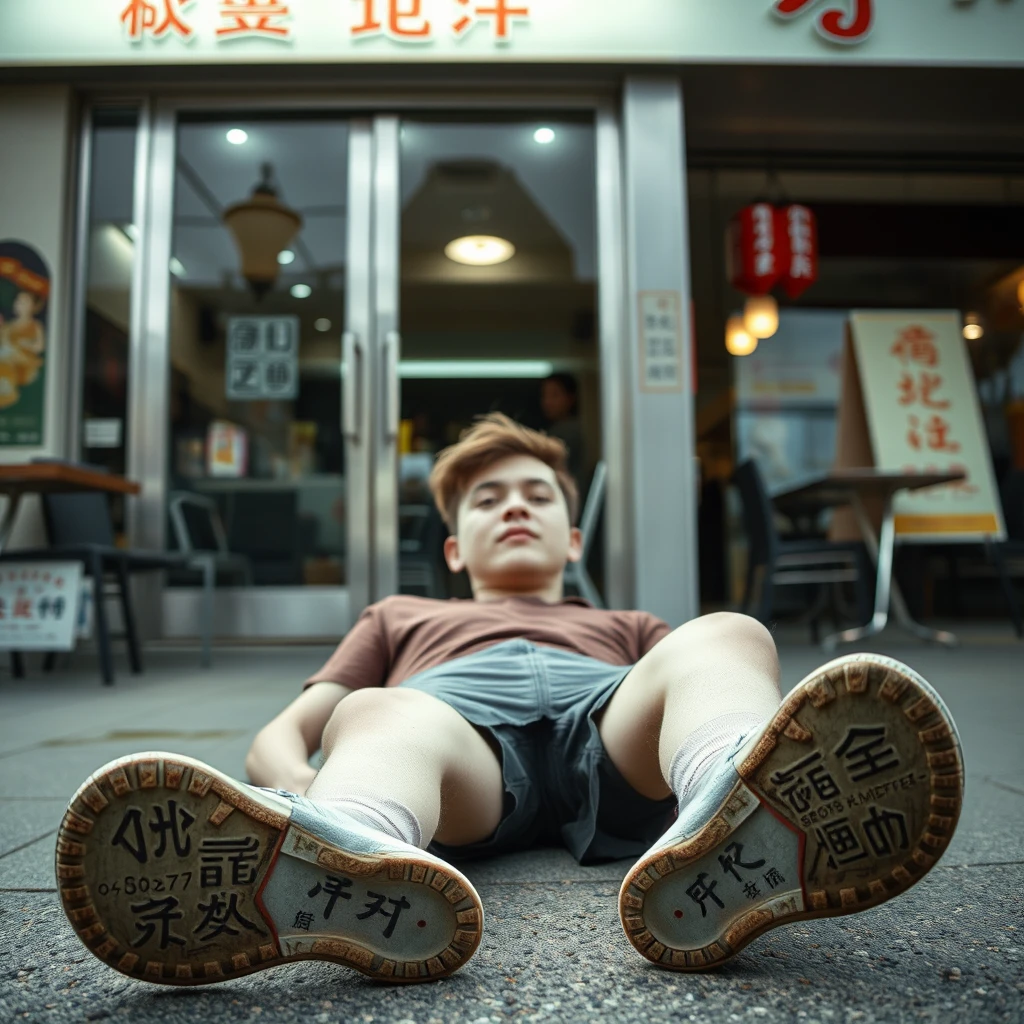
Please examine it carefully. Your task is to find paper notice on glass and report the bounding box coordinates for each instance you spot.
[849,310,1004,541]
[638,291,684,393]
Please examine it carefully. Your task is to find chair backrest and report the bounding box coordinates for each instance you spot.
[731,458,779,566]
[43,492,117,548]
[169,491,229,555]
[577,460,607,560]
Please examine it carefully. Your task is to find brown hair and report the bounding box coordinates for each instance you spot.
[429,413,579,530]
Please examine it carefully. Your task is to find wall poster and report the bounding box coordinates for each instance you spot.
[0,240,49,446]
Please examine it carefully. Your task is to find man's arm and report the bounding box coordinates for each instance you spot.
[244,681,353,795]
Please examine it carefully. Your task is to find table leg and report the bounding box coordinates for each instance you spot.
[823,492,894,648]
[823,491,957,649]
[0,490,24,555]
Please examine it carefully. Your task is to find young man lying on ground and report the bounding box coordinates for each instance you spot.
[57,414,964,986]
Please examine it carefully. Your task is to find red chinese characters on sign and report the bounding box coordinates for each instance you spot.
[773,0,874,44]
[728,204,779,295]
[889,325,977,496]
[775,204,818,299]
[217,1,291,39]
[121,0,195,41]
[452,0,530,40]
[351,0,529,41]
[352,0,432,39]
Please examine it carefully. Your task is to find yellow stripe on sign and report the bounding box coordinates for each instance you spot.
[894,514,1000,535]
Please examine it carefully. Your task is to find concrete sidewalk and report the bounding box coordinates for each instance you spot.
[1,631,1021,1023]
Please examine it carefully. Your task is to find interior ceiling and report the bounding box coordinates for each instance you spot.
[91,116,598,289]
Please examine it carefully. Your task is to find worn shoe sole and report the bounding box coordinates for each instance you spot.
[56,752,483,985]
[619,653,964,970]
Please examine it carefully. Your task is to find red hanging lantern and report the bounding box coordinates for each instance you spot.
[727,202,780,295]
[776,204,818,299]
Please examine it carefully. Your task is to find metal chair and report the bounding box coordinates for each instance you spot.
[0,487,185,685]
[732,458,873,640]
[168,491,253,665]
[563,460,607,608]
[398,503,445,598]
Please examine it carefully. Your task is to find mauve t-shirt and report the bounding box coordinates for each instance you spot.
[303,594,672,691]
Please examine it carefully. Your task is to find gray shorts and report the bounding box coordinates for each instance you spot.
[398,639,676,865]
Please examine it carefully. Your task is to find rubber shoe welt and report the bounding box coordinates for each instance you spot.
[56,751,483,984]
[618,653,964,970]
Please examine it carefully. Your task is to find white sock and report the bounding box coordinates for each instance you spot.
[668,711,767,809]
[318,794,425,849]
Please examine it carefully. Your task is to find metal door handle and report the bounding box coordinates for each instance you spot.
[342,331,363,442]
[383,329,401,442]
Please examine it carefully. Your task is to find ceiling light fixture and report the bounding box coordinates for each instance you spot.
[1017,278,1024,311]
[533,127,555,145]
[743,295,779,339]
[290,283,312,298]
[314,318,331,332]
[277,250,295,265]
[725,315,758,356]
[169,257,186,277]
[226,129,248,145]
[962,313,983,341]
[223,162,302,299]
[444,235,515,266]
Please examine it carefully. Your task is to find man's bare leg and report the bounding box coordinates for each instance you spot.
[596,612,781,801]
[308,686,506,848]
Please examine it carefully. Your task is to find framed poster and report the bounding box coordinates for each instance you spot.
[0,240,50,446]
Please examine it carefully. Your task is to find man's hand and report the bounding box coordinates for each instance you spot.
[245,681,353,794]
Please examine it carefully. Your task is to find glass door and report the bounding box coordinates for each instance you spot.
[370,114,603,604]
[143,111,374,639]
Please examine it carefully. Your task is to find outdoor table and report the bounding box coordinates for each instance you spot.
[0,462,140,553]
[770,468,965,649]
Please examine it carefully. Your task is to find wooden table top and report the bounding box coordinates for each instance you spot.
[0,463,141,496]
[772,468,965,511]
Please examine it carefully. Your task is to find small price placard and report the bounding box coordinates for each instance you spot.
[0,562,84,650]
[638,291,683,393]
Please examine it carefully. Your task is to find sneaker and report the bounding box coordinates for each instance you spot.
[56,751,483,985]
[618,653,964,970]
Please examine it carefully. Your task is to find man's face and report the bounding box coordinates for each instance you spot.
[444,454,582,592]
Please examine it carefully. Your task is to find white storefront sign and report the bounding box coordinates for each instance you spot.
[0,1,1021,65]
[226,315,299,401]
[850,310,1005,541]
[0,562,84,651]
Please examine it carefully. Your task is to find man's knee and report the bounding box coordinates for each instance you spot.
[321,686,452,752]
[651,612,778,672]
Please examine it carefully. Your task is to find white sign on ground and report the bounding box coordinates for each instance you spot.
[849,310,1004,541]
[0,562,83,651]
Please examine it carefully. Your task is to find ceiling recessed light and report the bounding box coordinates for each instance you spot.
[963,313,983,341]
[290,283,312,298]
[226,129,248,145]
[277,250,295,265]
[444,235,515,266]
[533,127,555,145]
[314,318,331,332]
[169,257,186,277]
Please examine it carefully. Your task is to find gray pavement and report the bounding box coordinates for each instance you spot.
[1,627,1022,1023]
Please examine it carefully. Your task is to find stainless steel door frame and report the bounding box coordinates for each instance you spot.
[376,102,633,609]
[370,116,401,603]
[131,104,376,639]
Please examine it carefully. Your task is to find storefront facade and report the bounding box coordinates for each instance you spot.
[1,1,1021,640]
